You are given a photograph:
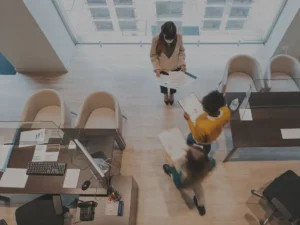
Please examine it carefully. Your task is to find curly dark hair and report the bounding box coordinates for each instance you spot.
[202,90,226,115]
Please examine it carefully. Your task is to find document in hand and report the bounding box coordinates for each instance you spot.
[179,93,204,124]
[157,71,197,89]
[158,128,187,163]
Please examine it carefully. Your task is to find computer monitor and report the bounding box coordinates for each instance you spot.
[74,139,105,178]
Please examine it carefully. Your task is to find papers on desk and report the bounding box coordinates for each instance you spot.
[105,199,124,216]
[19,129,50,147]
[239,109,253,121]
[281,129,300,139]
[157,71,197,89]
[68,141,76,150]
[179,93,203,124]
[32,145,59,162]
[158,128,186,163]
[0,168,28,188]
[45,152,59,161]
[0,145,14,172]
[32,145,47,162]
[63,169,80,188]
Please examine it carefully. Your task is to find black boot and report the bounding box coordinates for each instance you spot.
[193,196,206,216]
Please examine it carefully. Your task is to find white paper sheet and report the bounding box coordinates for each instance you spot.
[158,128,186,163]
[45,152,59,161]
[19,129,49,147]
[68,141,76,150]
[0,168,28,188]
[105,199,119,216]
[281,129,300,139]
[63,169,80,188]
[239,109,253,121]
[179,93,203,123]
[157,71,195,89]
[0,145,13,171]
[168,71,186,88]
[32,145,47,162]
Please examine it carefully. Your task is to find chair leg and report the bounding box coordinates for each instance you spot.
[251,190,264,199]
[0,195,10,202]
[259,209,276,225]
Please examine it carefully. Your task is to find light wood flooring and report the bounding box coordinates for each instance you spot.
[0,44,299,225]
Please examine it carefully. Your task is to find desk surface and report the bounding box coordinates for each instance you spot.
[74,176,138,225]
[0,128,117,196]
[226,92,300,148]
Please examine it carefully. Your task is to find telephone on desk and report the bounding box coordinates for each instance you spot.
[77,201,98,221]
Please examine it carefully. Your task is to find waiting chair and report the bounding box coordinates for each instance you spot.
[218,55,264,93]
[251,170,300,225]
[264,54,300,92]
[75,91,126,149]
[15,195,67,225]
[21,89,72,128]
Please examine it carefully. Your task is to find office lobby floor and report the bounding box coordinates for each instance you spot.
[0,44,299,225]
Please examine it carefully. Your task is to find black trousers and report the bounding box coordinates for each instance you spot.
[160,68,181,95]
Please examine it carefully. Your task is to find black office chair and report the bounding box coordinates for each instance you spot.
[251,170,300,225]
[15,195,68,225]
[0,218,7,225]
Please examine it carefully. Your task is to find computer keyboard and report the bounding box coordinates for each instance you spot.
[26,162,67,176]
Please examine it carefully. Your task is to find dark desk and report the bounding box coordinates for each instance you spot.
[224,92,300,162]
[0,128,118,196]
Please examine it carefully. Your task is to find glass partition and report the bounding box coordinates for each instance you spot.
[53,0,287,44]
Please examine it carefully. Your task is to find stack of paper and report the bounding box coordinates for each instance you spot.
[158,128,187,166]
[179,93,204,123]
[32,145,59,162]
[0,145,14,172]
[105,199,124,216]
[19,129,50,147]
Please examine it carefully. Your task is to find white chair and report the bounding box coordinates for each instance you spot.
[21,89,72,128]
[264,54,300,92]
[218,54,264,93]
[75,91,125,149]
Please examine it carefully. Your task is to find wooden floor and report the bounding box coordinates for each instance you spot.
[0,44,298,225]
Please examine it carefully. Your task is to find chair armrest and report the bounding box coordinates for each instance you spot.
[271,198,293,220]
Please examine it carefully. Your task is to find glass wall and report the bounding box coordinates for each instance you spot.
[54,0,287,44]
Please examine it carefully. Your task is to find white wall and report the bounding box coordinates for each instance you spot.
[264,0,300,59]
[0,0,72,72]
[24,0,74,69]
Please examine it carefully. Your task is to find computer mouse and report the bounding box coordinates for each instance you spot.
[81,180,91,191]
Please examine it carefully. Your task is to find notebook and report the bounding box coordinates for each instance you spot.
[179,93,204,123]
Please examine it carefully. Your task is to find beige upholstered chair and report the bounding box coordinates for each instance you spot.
[75,91,123,131]
[264,54,300,92]
[75,91,125,150]
[21,89,72,128]
[218,54,264,93]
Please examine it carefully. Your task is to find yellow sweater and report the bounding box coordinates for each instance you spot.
[187,106,231,143]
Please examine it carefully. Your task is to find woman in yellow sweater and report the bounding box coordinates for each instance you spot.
[184,90,231,154]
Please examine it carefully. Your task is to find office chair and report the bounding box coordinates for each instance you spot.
[15,195,68,225]
[251,170,300,225]
[0,218,7,225]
